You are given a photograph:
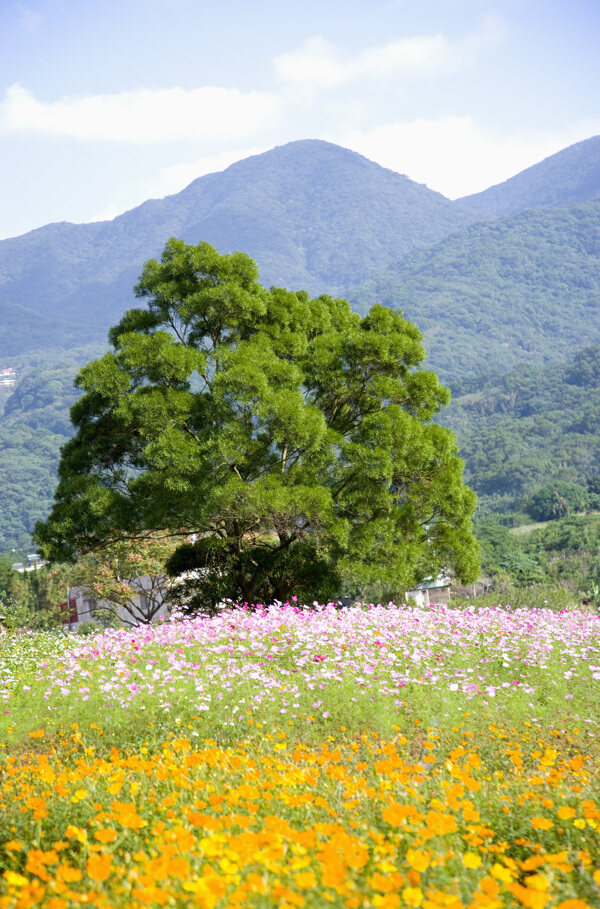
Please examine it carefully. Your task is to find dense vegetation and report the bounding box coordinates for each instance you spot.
[458,134,600,218]
[434,346,600,593]
[35,240,478,610]
[3,136,600,593]
[0,140,471,360]
[442,345,600,511]
[0,345,102,550]
[355,199,600,383]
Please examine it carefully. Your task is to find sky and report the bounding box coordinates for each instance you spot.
[0,0,599,239]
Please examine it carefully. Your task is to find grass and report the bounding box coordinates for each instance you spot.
[0,601,599,908]
[508,522,549,537]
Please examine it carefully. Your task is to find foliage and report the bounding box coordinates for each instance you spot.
[0,562,71,631]
[453,584,581,611]
[474,510,600,595]
[523,481,589,522]
[3,142,600,556]
[68,534,177,626]
[0,345,103,551]
[354,199,600,383]
[35,239,479,612]
[441,346,600,513]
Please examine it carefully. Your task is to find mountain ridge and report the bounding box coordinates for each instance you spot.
[458,135,600,219]
[0,139,472,359]
[352,196,600,382]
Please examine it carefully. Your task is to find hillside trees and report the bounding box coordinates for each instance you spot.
[35,239,479,612]
[524,482,589,522]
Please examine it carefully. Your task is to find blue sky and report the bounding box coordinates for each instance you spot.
[0,0,599,239]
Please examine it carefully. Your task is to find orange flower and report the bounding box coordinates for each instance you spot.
[87,853,112,882]
[530,817,554,830]
[57,864,83,883]
[557,806,576,820]
[556,902,594,909]
[94,828,118,843]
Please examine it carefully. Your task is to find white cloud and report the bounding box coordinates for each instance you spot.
[0,83,280,142]
[274,17,506,89]
[338,117,600,198]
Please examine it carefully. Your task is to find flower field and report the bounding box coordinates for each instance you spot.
[0,602,599,908]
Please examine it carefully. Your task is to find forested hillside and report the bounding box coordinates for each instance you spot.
[0,140,470,360]
[458,135,600,219]
[355,199,600,382]
[0,346,102,549]
[442,346,600,513]
[3,136,600,555]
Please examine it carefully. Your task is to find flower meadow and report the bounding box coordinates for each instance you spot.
[0,602,599,908]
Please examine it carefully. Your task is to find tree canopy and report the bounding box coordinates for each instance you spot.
[35,239,479,611]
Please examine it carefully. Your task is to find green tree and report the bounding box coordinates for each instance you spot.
[35,239,479,612]
[0,562,70,630]
[523,481,589,522]
[68,533,177,626]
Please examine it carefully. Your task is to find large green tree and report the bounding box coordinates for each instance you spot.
[35,239,479,611]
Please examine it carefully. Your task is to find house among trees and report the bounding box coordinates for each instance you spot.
[63,575,171,629]
[11,553,46,573]
[405,575,452,607]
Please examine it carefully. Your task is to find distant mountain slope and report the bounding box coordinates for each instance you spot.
[440,346,600,514]
[0,345,103,550]
[0,140,470,358]
[458,135,600,219]
[353,198,600,383]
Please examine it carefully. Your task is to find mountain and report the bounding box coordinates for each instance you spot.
[0,345,103,550]
[0,140,471,359]
[3,134,600,551]
[353,197,600,383]
[440,346,600,512]
[458,135,600,219]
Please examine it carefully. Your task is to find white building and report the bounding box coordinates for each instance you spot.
[405,575,452,607]
[64,574,171,629]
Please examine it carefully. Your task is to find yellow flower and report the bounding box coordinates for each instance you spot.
[295,871,317,889]
[490,862,513,883]
[3,871,28,888]
[525,874,549,891]
[401,886,423,907]
[405,849,430,872]
[463,853,483,869]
